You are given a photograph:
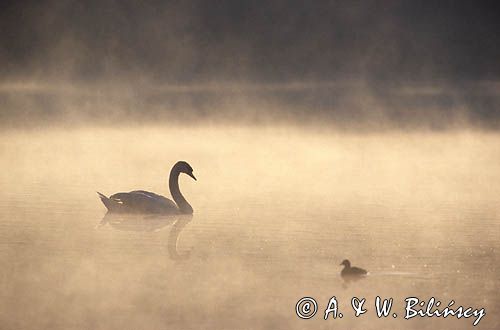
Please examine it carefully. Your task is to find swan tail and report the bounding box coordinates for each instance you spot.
[97,191,115,211]
[97,191,107,199]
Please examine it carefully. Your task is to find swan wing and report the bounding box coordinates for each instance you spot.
[129,190,169,200]
[109,191,177,213]
[129,190,178,208]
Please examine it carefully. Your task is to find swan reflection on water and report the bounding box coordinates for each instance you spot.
[98,213,193,260]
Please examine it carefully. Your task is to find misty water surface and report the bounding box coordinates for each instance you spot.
[0,126,498,329]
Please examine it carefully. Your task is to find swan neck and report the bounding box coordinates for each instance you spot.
[169,168,193,214]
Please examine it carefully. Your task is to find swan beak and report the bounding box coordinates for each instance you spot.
[188,172,197,181]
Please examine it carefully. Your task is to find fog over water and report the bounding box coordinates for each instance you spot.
[1,1,499,128]
[1,1,500,329]
[1,127,499,329]
[1,79,499,129]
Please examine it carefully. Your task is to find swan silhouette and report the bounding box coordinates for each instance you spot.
[340,259,367,279]
[97,161,196,214]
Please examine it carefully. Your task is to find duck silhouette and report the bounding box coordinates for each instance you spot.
[340,259,368,280]
[97,161,196,214]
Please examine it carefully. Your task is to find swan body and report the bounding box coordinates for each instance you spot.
[340,259,367,279]
[97,161,196,214]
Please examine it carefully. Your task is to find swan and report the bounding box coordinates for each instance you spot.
[97,161,196,214]
[340,259,367,279]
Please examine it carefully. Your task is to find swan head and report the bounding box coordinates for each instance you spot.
[340,259,351,267]
[174,161,197,181]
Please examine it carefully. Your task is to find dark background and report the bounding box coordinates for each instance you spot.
[1,0,499,127]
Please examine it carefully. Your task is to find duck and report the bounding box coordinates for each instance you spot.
[97,161,196,214]
[340,259,368,279]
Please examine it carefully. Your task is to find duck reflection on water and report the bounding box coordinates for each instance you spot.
[98,213,193,260]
